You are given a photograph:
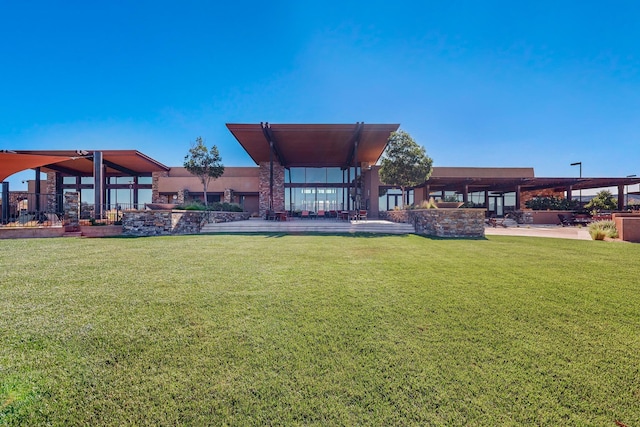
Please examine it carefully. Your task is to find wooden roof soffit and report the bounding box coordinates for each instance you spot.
[261,122,287,167]
[102,159,138,176]
[344,122,364,168]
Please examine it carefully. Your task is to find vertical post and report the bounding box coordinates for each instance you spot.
[1,182,9,224]
[462,184,469,203]
[133,177,139,208]
[269,141,274,212]
[93,151,104,219]
[34,167,41,213]
[515,185,521,210]
[617,184,625,211]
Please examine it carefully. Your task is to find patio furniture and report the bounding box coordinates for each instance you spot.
[358,210,368,221]
[301,210,310,219]
[317,210,325,219]
[487,217,507,228]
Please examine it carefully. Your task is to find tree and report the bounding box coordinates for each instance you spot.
[184,137,225,206]
[379,130,433,208]
[584,189,617,212]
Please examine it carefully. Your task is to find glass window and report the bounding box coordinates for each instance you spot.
[80,188,94,204]
[326,168,343,183]
[289,168,305,183]
[80,177,94,185]
[138,176,152,185]
[63,176,77,185]
[305,168,326,184]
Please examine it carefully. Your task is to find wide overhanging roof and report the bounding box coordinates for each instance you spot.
[422,175,640,193]
[0,150,169,181]
[226,123,400,168]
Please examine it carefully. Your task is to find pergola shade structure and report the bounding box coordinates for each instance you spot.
[226,123,400,168]
[419,167,640,211]
[1,150,169,223]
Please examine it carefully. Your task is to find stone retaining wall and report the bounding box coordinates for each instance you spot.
[382,208,485,238]
[123,210,250,236]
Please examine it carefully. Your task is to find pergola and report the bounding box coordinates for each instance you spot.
[420,175,640,211]
[1,150,169,222]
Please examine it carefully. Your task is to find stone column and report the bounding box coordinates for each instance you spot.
[177,189,189,204]
[64,191,80,230]
[224,188,233,204]
[258,161,285,216]
[152,171,169,203]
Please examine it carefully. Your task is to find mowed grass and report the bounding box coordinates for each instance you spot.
[1,234,639,426]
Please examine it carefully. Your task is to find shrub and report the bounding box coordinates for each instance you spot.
[588,220,618,240]
[176,201,243,212]
[585,190,617,211]
[525,196,582,211]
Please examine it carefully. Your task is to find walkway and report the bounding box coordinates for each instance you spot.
[200,218,415,234]
[484,224,592,240]
[202,218,592,240]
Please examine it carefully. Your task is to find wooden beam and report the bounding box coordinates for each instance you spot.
[345,122,364,167]
[261,122,287,167]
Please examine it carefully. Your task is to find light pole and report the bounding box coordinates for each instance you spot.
[570,162,582,205]
[626,175,637,208]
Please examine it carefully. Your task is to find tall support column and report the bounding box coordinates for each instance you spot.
[1,182,9,224]
[34,167,41,212]
[133,176,139,208]
[618,184,625,211]
[515,185,521,210]
[269,141,274,212]
[566,185,573,201]
[462,184,469,203]
[93,151,104,219]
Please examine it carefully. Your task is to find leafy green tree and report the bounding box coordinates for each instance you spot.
[584,190,617,212]
[184,137,224,206]
[379,130,433,208]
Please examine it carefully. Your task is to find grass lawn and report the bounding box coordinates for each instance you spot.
[1,234,639,426]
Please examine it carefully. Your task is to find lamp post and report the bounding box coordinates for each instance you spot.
[570,162,582,205]
[626,175,637,209]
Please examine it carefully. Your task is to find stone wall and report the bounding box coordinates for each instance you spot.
[122,210,250,236]
[258,161,285,216]
[382,208,486,238]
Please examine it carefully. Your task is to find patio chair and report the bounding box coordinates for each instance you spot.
[558,214,573,227]
[301,210,310,219]
[317,210,325,219]
[358,210,368,221]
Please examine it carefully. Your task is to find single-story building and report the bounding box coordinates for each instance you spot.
[3,123,640,224]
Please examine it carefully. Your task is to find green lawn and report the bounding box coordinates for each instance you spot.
[1,234,639,426]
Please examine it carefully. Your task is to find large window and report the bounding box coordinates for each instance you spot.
[285,167,358,212]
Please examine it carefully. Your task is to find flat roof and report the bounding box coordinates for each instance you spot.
[2,150,169,180]
[422,174,640,194]
[226,123,400,167]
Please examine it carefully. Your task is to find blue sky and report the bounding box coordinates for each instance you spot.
[2,1,640,189]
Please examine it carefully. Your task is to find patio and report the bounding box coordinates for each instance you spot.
[200,217,415,234]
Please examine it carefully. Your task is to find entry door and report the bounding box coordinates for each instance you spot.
[489,195,504,217]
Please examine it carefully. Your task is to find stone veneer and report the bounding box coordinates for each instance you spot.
[152,171,169,203]
[258,161,285,217]
[64,192,80,231]
[122,210,250,236]
[383,208,486,238]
